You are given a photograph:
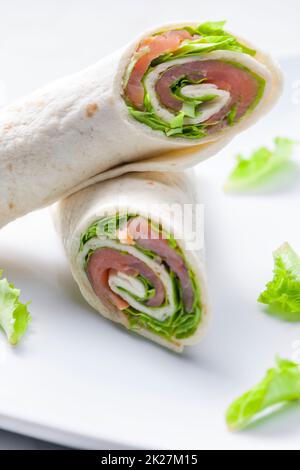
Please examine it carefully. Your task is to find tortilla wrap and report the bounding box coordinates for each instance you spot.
[55,171,208,352]
[0,22,282,228]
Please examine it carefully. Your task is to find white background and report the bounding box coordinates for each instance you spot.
[0,0,299,106]
[0,0,299,450]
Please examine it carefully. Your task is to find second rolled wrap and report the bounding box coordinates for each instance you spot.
[56,172,208,352]
[0,21,282,228]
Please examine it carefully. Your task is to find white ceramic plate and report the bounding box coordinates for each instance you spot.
[0,55,299,450]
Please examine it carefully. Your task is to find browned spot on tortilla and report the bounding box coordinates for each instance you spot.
[8,202,15,210]
[6,163,13,172]
[85,103,99,118]
[3,122,14,131]
[147,181,155,186]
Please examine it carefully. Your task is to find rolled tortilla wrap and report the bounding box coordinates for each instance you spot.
[55,172,208,352]
[0,21,282,228]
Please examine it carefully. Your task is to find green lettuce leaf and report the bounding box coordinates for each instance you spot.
[196,21,227,34]
[154,22,256,65]
[129,106,207,139]
[169,111,185,129]
[225,138,296,191]
[196,21,256,56]
[153,38,252,65]
[226,104,238,126]
[128,107,168,132]
[226,357,300,431]
[80,213,133,251]
[0,271,31,345]
[169,37,237,59]
[258,243,300,321]
[181,102,197,118]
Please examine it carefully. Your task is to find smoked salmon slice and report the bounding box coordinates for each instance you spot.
[125,29,192,109]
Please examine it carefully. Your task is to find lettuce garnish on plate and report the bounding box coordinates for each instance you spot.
[0,270,31,345]
[225,137,295,191]
[258,243,300,321]
[226,357,300,431]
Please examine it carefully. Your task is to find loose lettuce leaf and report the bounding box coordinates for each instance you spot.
[258,243,300,321]
[225,138,295,191]
[0,271,31,345]
[226,357,300,431]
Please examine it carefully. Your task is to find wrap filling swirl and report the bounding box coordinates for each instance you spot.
[122,21,268,139]
[79,214,202,341]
